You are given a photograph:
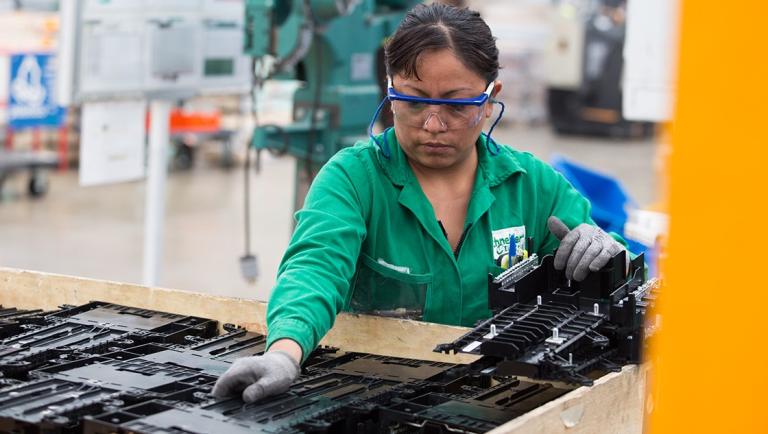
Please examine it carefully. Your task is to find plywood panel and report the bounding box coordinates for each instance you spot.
[491,365,648,434]
[0,267,475,363]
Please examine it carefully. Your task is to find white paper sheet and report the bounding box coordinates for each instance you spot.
[80,100,147,186]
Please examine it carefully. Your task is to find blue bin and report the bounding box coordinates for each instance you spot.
[550,154,636,237]
[626,238,658,277]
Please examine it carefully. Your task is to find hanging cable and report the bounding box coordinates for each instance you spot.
[304,27,323,185]
[240,59,261,282]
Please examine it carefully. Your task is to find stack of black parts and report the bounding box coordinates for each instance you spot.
[435,251,660,385]
[0,301,573,433]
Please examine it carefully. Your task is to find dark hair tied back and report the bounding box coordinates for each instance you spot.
[385,3,500,84]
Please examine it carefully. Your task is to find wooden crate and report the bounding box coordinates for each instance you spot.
[0,267,649,433]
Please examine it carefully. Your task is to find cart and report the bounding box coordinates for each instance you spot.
[0,149,58,198]
[147,108,236,170]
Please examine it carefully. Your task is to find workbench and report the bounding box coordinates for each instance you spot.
[0,267,649,433]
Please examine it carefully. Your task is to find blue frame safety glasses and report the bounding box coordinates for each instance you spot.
[389,78,493,130]
[368,77,506,159]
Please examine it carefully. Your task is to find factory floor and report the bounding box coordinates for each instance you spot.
[0,125,661,301]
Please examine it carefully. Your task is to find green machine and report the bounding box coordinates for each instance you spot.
[244,0,420,208]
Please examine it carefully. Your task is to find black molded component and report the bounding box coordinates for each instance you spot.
[85,371,401,434]
[185,327,342,371]
[84,368,570,434]
[0,301,577,433]
[0,302,218,379]
[0,378,123,433]
[0,306,53,339]
[379,379,569,433]
[186,328,267,361]
[0,346,227,432]
[308,352,458,383]
[85,404,256,434]
[436,251,660,385]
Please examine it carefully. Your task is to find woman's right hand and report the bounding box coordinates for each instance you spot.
[212,339,302,403]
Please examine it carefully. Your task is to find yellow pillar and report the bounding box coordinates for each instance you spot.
[649,1,768,433]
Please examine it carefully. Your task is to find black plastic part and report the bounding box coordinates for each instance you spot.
[0,302,219,379]
[437,251,659,385]
[0,305,52,339]
[379,379,568,433]
[0,301,577,433]
[187,328,268,361]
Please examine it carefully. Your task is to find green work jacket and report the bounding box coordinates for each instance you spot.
[266,130,618,360]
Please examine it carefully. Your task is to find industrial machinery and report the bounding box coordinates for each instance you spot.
[545,0,654,137]
[244,0,420,206]
[238,1,419,280]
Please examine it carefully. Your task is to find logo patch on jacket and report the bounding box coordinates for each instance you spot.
[491,226,526,262]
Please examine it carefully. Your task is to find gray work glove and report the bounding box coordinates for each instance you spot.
[547,216,624,282]
[212,351,300,403]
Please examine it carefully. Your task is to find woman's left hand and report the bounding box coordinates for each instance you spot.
[547,216,624,281]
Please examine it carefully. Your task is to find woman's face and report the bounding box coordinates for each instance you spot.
[391,49,500,172]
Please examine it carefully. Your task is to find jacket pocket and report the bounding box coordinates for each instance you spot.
[346,253,433,321]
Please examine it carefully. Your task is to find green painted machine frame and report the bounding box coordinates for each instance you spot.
[246,0,419,165]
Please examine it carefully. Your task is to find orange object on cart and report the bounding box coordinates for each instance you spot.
[169,109,221,133]
[146,108,222,134]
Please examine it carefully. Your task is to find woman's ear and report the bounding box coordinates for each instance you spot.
[486,80,503,117]
[491,80,503,99]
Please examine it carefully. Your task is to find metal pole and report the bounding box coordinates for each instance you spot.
[143,99,171,286]
[57,125,68,171]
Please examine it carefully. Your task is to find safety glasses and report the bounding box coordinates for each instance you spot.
[368,77,505,159]
[387,77,494,130]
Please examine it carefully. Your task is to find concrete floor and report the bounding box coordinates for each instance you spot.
[0,124,660,302]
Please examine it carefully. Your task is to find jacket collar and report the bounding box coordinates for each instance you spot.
[374,129,527,188]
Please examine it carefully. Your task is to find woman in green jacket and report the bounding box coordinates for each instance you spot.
[213,3,626,403]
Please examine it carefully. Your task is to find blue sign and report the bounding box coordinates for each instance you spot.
[8,53,66,129]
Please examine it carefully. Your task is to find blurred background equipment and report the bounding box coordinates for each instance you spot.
[245,0,420,210]
[545,0,654,138]
[56,1,251,104]
[168,107,236,171]
[482,0,550,127]
[2,51,63,199]
[550,153,665,276]
[622,0,679,122]
[0,8,65,202]
[238,0,421,281]
[550,153,635,236]
[78,100,146,187]
[56,0,252,286]
[0,149,56,198]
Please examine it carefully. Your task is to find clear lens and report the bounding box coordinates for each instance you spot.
[391,100,484,130]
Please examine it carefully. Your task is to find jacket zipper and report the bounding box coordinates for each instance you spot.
[439,220,470,259]
[453,225,470,258]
